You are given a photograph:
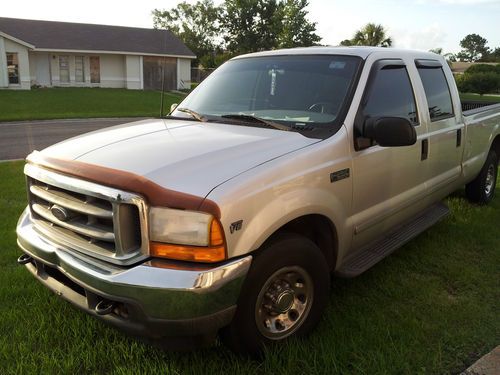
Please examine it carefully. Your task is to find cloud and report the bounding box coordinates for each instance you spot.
[391,23,448,52]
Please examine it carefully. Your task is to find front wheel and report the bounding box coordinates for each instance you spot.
[220,233,330,354]
[465,150,498,205]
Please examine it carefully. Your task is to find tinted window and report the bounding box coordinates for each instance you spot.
[363,67,418,125]
[417,67,453,121]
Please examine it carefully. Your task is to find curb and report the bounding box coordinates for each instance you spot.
[461,345,500,375]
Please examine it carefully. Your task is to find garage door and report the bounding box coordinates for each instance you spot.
[143,56,177,91]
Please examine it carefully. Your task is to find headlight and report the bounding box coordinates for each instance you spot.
[149,207,226,263]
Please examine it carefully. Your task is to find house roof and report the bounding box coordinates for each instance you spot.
[0,17,195,58]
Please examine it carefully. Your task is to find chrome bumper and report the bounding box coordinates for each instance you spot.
[16,208,251,339]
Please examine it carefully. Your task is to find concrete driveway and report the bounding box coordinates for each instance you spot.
[0,118,148,161]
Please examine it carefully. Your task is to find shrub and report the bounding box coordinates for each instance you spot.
[465,63,500,74]
[458,72,500,95]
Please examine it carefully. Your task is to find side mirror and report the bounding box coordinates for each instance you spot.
[363,117,416,147]
[170,103,178,113]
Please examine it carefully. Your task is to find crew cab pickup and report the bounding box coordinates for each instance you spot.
[16,47,500,353]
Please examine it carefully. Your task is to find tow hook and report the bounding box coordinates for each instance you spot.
[95,299,117,316]
[17,254,33,265]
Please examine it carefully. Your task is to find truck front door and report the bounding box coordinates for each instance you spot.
[350,59,429,250]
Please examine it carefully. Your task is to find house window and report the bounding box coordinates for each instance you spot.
[59,56,69,83]
[75,56,85,83]
[6,53,19,84]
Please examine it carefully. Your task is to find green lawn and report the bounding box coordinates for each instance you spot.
[0,88,184,122]
[460,93,500,102]
[0,161,498,374]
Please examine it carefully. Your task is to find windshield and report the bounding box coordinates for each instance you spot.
[172,55,361,134]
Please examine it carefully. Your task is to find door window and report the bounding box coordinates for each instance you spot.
[362,65,418,125]
[59,56,69,83]
[6,53,19,84]
[75,56,85,83]
[416,65,454,121]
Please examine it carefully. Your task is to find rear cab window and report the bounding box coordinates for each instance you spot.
[415,60,454,121]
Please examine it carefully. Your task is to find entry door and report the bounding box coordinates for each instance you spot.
[90,56,100,84]
[351,59,429,250]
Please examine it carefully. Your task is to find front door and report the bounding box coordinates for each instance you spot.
[90,56,100,84]
[350,58,429,250]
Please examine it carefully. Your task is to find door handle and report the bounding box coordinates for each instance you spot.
[456,129,462,147]
[421,139,428,161]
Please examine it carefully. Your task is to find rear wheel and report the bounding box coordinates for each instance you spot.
[465,150,498,205]
[221,233,330,354]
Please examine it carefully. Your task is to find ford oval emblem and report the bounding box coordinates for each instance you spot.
[50,205,70,222]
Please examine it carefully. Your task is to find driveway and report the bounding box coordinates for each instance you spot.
[0,118,148,161]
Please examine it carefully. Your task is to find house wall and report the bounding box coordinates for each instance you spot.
[177,57,191,90]
[125,55,142,90]
[3,38,30,89]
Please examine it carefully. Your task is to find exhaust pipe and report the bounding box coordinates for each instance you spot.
[17,253,33,265]
[95,299,117,316]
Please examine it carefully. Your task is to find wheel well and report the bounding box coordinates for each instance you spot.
[273,214,338,271]
[491,135,500,161]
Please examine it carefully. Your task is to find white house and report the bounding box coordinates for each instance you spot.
[0,17,195,90]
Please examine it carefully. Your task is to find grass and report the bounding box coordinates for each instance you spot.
[459,93,500,102]
[0,161,498,374]
[0,88,184,122]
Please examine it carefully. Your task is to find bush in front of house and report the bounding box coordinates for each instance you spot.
[456,64,500,95]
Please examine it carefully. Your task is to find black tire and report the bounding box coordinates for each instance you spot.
[220,233,330,354]
[465,150,498,205]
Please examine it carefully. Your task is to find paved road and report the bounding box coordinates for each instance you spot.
[0,118,148,161]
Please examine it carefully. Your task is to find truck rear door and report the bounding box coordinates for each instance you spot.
[414,60,465,199]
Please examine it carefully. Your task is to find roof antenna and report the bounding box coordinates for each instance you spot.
[160,56,166,117]
[159,28,167,118]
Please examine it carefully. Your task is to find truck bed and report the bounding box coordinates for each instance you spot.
[462,100,500,115]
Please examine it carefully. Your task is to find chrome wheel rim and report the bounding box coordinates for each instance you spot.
[485,164,495,196]
[255,266,313,340]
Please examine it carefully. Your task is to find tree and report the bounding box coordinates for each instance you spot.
[341,23,392,47]
[221,0,320,54]
[275,0,321,48]
[456,34,489,62]
[152,0,221,65]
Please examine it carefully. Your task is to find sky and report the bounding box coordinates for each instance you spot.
[1,0,499,54]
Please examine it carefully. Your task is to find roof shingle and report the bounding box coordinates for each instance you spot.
[0,17,195,57]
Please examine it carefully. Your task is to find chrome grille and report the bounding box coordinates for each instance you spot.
[25,164,148,265]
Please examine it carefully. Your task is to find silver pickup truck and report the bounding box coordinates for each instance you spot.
[16,47,499,353]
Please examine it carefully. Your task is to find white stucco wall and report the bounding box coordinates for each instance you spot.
[0,37,8,88]
[100,54,126,88]
[4,38,30,89]
[177,58,191,90]
[125,55,142,90]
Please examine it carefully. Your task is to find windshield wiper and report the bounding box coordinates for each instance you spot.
[221,114,290,132]
[176,108,207,122]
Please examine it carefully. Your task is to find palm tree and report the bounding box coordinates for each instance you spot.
[345,23,393,47]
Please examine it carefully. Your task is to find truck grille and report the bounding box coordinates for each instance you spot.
[25,164,148,265]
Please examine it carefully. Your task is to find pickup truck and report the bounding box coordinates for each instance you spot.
[16,47,500,353]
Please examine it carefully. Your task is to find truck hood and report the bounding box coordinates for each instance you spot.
[42,118,320,197]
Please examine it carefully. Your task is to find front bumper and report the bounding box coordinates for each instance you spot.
[16,208,252,340]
